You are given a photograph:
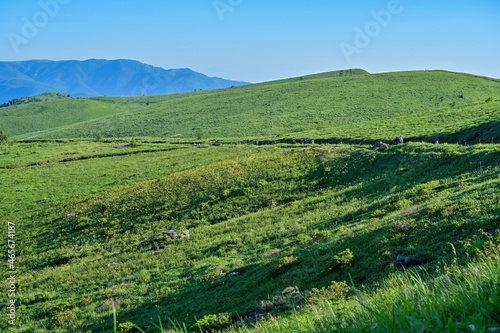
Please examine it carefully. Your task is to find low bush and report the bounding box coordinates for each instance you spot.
[191,313,230,333]
[330,248,354,270]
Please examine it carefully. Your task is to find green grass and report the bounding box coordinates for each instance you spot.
[2,70,499,142]
[0,69,499,332]
[232,251,500,333]
[1,141,498,332]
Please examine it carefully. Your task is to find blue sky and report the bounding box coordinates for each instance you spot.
[1,0,499,82]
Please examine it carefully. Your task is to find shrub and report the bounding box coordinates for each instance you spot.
[309,280,351,303]
[55,309,78,326]
[275,255,298,270]
[117,321,141,333]
[129,138,138,148]
[0,130,7,145]
[94,132,104,142]
[137,270,151,283]
[388,198,412,211]
[312,229,331,240]
[294,234,312,245]
[260,286,305,313]
[331,248,354,270]
[191,313,230,333]
[371,209,386,218]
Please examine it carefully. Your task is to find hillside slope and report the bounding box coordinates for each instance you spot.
[1,70,499,143]
[0,140,498,332]
[0,69,498,333]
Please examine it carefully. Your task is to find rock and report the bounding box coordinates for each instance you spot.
[370,141,390,150]
[248,307,263,320]
[395,256,424,269]
[180,230,190,239]
[66,213,76,218]
[163,229,178,240]
[220,271,241,279]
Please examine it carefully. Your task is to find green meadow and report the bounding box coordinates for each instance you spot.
[0,70,499,332]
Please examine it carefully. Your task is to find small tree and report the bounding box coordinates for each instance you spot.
[0,130,7,145]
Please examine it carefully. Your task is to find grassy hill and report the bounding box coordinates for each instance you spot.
[1,70,499,143]
[0,140,498,332]
[0,69,498,333]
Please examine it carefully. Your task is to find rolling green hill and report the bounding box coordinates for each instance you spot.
[0,69,498,333]
[1,69,499,143]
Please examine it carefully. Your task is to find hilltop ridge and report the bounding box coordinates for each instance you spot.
[1,69,498,144]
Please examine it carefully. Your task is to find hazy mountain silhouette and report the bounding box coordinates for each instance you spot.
[0,59,249,103]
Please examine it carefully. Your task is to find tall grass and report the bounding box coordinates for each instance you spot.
[232,253,500,333]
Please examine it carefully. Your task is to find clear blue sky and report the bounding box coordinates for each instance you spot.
[1,0,499,82]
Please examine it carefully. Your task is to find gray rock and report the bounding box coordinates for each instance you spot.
[370,141,390,150]
[163,229,178,239]
[220,271,241,279]
[395,256,424,269]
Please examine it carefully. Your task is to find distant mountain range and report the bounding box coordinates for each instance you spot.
[0,59,250,104]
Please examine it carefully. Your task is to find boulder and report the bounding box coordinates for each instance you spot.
[370,141,390,150]
[220,271,241,279]
[395,256,424,269]
[163,229,178,240]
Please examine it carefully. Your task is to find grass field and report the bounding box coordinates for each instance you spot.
[0,69,499,332]
[2,70,499,142]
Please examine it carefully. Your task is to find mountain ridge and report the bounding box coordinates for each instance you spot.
[0,59,250,103]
